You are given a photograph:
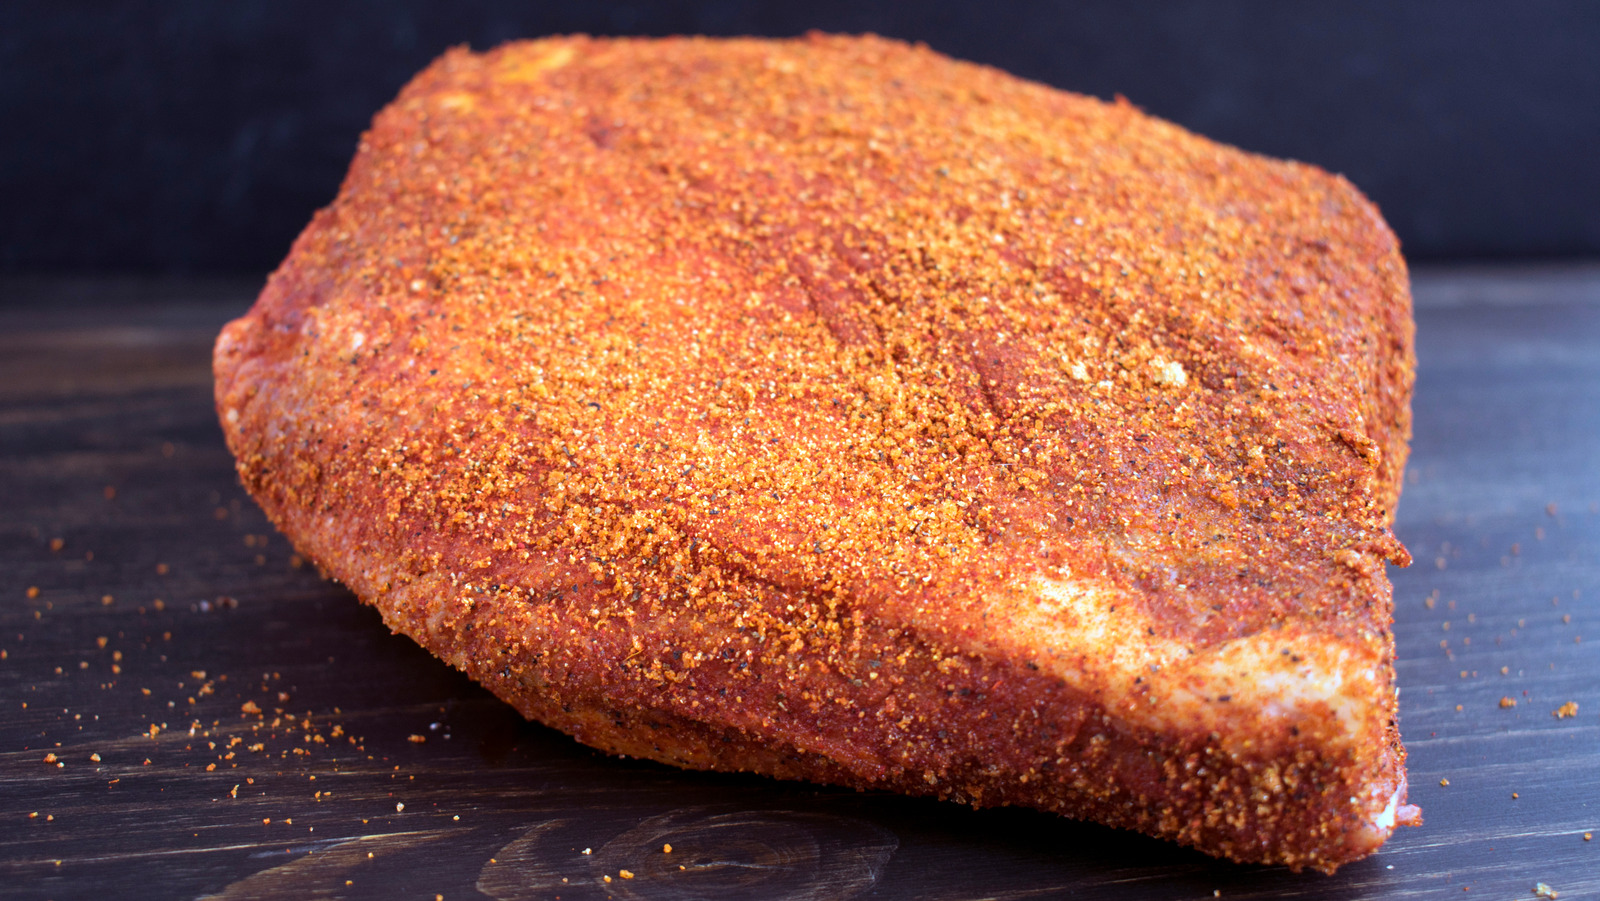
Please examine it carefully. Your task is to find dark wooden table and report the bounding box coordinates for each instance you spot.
[2,269,1597,901]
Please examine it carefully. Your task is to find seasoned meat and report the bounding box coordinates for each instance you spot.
[214,33,1419,871]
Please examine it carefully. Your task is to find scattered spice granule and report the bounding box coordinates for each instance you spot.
[396,802,405,812]
[241,700,261,715]
[1534,883,1558,899]
[1440,778,1450,787]
[1554,702,1579,719]
[663,843,672,853]
[408,734,427,743]
[1512,793,1519,799]
[89,753,100,762]
[1500,697,1517,708]
[25,587,39,600]
[49,538,64,551]
[582,848,592,855]
[603,876,612,884]
[620,870,635,880]
[1583,833,1591,842]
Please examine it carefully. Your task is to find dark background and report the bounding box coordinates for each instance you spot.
[3,0,1598,276]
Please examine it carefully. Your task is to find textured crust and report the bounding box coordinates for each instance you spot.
[214,34,1417,871]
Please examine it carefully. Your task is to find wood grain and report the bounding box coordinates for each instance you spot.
[1,270,1597,900]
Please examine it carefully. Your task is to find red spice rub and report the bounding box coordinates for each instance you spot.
[214,34,1417,871]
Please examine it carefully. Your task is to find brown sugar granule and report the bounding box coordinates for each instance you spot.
[1553,702,1579,719]
[215,34,1417,874]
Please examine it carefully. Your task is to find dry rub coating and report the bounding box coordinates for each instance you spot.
[214,34,1419,871]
